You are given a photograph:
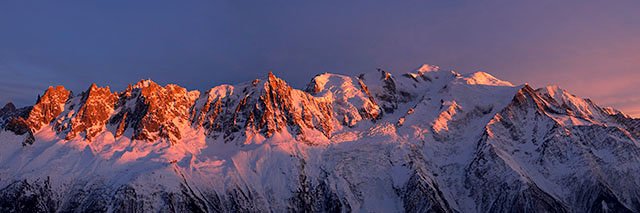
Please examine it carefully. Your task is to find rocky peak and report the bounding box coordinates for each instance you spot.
[1,102,16,115]
[0,102,30,130]
[259,72,336,140]
[496,84,575,128]
[376,68,399,113]
[26,86,71,131]
[510,84,552,112]
[259,72,296,136]
[189,73,337,143]
[536,85,606,121]
[133,79,156,89]
[2,86,70,145]
[111,80,198,143]
[119,84,134,99]
[62,84,118,141]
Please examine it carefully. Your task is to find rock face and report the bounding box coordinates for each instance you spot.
[0,65,639,212]
[3,86,70,145]
[127,80,199,143]
[27,86,71,130]
[61,84,118,141]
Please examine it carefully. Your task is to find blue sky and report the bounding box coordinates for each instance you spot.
[1,0,639,116]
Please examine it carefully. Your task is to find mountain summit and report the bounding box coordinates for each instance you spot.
[0,65,639,212]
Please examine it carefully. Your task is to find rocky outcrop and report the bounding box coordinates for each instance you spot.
[257,72,335,139]
[4,86,70,145]
[24,86,71,131]
[374,68,399,113]
[62,84,118,141]
[110,80,199,143]
[26,86,71,131]
[193,73,341,143]
[0,102,30,128]
[0,102,16,115]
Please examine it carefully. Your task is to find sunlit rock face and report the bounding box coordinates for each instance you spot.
[26,86,72,131]
[2,86,71,145]
[0,65,639,212]
[60,84,118,141]
[105,80,200,143]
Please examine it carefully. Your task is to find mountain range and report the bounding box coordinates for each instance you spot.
[1,64,639,212]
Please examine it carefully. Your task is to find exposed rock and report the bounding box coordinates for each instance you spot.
[63,84,118,141]
[0,102,16,115]
[25,86,71,131]
[128,80,199,143]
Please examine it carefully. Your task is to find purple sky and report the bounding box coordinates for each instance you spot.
[1,1,639,117]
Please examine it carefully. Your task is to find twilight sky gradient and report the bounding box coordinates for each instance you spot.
[1,1,639,117]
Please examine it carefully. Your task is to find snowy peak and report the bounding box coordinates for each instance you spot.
[537,85,576,106]
[304,72,352,95]
[462,71,514,86]
[403,64,447,83]
[305,72,382,126]
[416,64,440,74]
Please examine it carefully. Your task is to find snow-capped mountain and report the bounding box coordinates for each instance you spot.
[0,64,638,212]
